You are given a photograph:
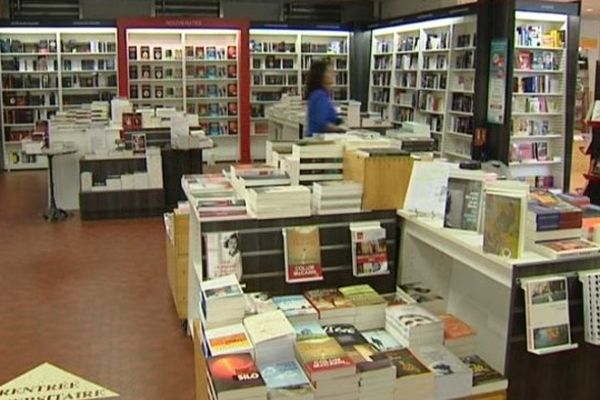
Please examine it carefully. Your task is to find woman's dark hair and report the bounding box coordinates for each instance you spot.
[305,59,331,99]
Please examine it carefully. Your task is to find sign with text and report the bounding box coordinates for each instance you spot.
[0,363,119,400]
[487,39,508,124]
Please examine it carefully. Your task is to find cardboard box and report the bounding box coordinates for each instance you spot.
[343,148,413,210]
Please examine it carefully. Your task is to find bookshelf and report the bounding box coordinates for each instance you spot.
[509,11,568,190]
[368,14,477,156]
[0,26,118,170]
[250,28,351,160]
[125,27,240,162]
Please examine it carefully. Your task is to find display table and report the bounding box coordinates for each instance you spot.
[397,210,600,400]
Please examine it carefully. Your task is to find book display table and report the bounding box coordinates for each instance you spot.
[397,210,600,399]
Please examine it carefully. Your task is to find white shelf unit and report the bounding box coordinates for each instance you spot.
[126,28,240,162]
[249,29,351,160]
[509,11,567,190]
[369,15,477,155]
[0,27,118,171]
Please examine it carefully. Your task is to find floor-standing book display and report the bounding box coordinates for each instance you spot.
[0,23,118,171]
[249,26,351,160]
[367,8,477,157]
[117,18,250,163]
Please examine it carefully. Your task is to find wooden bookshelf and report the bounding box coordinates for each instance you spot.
[368,14,477,155]
[249,29,351,160]
[0,26,118,171]
[509,11,568,190]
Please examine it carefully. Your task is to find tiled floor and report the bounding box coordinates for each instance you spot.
[0,171,195,399]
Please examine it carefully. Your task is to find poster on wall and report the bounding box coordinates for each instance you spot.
[487,39,508,124]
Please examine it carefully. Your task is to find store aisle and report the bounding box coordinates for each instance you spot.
[0,171,194,399]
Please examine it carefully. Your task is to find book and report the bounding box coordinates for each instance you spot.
[349,222,389,277]
[204,323,253,357]
[140,46,150,60]
[294,337,355,381]
[338,284,386,330]
[304,288,356,323]
[398,282,446,314]
[532,238,600,259]
[206,231,243,280]
[360,329,403,352]
[227,45,237,60]
[370,348,430,378]
[207,353,267,400]
[460,354,508,394]
[323,324,367,347]
[293,320,328,341]
[444,177,484,231]
[522,276,577,354]
[403,161,450,224]
[206,46,217,60]
[260,360,313,398]
[483,189,527,259]
[244,310,297,366]
[132,133,146,154]
[228,83,238,97]
[272,295,318,322]
[195,46,205,59]
[282,226,323,283]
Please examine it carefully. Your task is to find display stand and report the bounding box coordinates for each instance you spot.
[397,210,600,400]
[116,17,251,163]
[0,21,119,171]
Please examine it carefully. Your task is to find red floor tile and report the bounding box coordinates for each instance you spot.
[0,171,195,399]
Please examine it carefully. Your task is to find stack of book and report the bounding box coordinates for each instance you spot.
[438,314,477,357]
[294,337,358,400]
[203,323,254,357]
[385,304,444,347]
[200,275,246,329]
[272,295,319,323]
[322,324,395,400]
[460,355,508,395]
[360,329,404,352]
[182,174,247,220]
[339,285,387,330]
[244,310,297,367]
[304,288,357,325]
[266,140,296,168]
[246,186,312,219]
[371,348,435,400]
[397,282,446,314]
[413,345,473,399]
[283,141,344,186]
[230,164,291,190]
[311,181,363,215]
[260,360,315,400]
[207,353,268,400]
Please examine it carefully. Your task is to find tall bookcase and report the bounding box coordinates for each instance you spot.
[0,26,118,171]
[118,18,250,163]
[368,14,477,157]
[508,11,568,190]
[249,28,351,160]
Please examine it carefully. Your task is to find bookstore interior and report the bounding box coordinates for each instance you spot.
[7,0,600,400]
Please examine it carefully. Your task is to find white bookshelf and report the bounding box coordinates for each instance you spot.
[0,27,118,171]
[369,15,477,156]
[509,11,567,190]
[126,28,240,162]
[250,29,351,160]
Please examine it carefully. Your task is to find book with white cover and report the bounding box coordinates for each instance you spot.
[349,221,389,277]
[204,323,253,357]
[206,231,243,280]
[244,310,296,344]
[403,161,451,226]
[413,344,473,399]
[521,276,578,354]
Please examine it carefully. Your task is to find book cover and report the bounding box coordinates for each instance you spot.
[140,46,150,60]
[153,46,162,60]
[228,102,238,116]
[206,231,243,280]
[386,304,440,329]
[282,226,323,283]
[371,348,431,378]
[350,223,389,277]
[323,324,367,347]
[444,177,483,231]
[128,45,137,60]
[205,324,253,356]
[537,238,599,254]
[414,345,473,377]
[129,65,138,79]
[483,192,525,258]
[201,274,243,301]
[207,65,217,78]
[228,121,238,135]
[360,329,403,352]
[185,46,194,59]
[195,46,205,59]
[295,337,354,375]
[131,133,146,154]
[227,83,238,97]
[141,85,151,99]
[244,310,295,344]
[293,320,328,341]
[244,292,277,315]
[460,355,504,386]
[260,361,312,392]
[141,65,151,79]
[206,46,217,60]
[227,64,237,78]
[207,354,265,393]
[304,289,354,314]
[227,45,237,60]
[438,314,476,340]
[272,295,317,318]
[517,51,532,69]
[339,284,386,306]
[154,66,163,80]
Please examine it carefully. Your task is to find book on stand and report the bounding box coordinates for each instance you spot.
[282,226,324,283]
[349,222,389,278]
[206,231,243,280]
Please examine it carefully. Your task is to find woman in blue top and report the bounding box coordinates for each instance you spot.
[305,60,345,137]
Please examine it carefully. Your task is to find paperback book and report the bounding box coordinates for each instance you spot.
[206,231,243,280]
[207,353,267,400]
[349,222,389,277]
[282,226,323,283]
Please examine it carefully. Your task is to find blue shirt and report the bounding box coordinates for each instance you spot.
[306,88,338,137]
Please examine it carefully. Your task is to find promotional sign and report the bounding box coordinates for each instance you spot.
[487,39,508,124]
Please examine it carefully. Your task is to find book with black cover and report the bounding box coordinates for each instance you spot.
[323,324,367,347]
[207,353,266,397]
